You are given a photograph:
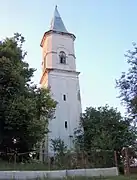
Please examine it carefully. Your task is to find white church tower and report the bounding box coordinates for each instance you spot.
[40,6,82,155]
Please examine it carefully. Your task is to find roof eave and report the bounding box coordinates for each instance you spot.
[40,30,76,47]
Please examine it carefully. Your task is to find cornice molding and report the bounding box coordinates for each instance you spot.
[47,68,80,75]
[40,30,76,47]
[40,68,80,84]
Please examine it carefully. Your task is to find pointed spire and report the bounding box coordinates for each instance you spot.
[50,6,68,33]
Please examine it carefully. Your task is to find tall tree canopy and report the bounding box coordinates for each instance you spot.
[0,33,56,159]
[74,105,137,168]
[116,42,137,120]
[75,105,136,152]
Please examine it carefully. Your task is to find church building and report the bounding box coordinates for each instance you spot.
[40,6,82,156]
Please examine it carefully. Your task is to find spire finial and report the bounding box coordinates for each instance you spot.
[54,5,60,18]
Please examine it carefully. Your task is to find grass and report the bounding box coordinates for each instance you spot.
[0,161,116,171]
[0,162,136,180]
[0,162,50,171]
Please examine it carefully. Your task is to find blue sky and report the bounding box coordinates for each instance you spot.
[1,0,137,114]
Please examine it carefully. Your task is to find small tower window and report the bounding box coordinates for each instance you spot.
[63,94,66,101]
[65,121,68,129]
[44,56,46,68]
[59,51,66,64]
[77,90,81,101]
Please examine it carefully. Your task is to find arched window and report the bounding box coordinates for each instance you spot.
[59,51,66,64]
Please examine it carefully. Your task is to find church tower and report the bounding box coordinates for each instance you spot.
[40,6,82,155]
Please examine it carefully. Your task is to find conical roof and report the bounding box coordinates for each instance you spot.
[50,6,68,33]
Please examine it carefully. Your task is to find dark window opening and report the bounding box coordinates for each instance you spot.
[77,90,81,101]
[65,121,68,129]
[59,51,66,64]
[44,56,46,68]
[60,57,63,63]
[63,94,66,101]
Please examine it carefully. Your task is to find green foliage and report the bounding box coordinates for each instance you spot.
[116,43,137,168]
[116,42,137,118]
[0,33,57,160]
[75,105,136,151]
[74,105,136,167]
[50,138,67,155]
[50,138,68,168]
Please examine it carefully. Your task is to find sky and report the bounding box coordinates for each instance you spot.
[0,0,137,115]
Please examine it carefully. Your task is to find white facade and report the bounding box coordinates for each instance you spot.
[40,6,82,155]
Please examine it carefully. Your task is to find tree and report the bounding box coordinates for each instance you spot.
[50,138,67,168]
[116,42,137,123]
[116,42,137,171]
[0,33,57,161]
[50,138,67,156]
[74,105,136,167]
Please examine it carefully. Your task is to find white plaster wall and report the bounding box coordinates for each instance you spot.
[0,167,119,179]
[43,33,76,72]
[42,34,53,70]
[52,33,76,71]
[43,34,53,56]
[52,33,75,56]
[48,70,82,154]
[40,73,48,87]
[41,31,81,155]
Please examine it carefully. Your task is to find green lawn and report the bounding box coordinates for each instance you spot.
[0,162,136,180]
[0,162,50,170]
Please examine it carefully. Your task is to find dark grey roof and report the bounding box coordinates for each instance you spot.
[50,6,68,33]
